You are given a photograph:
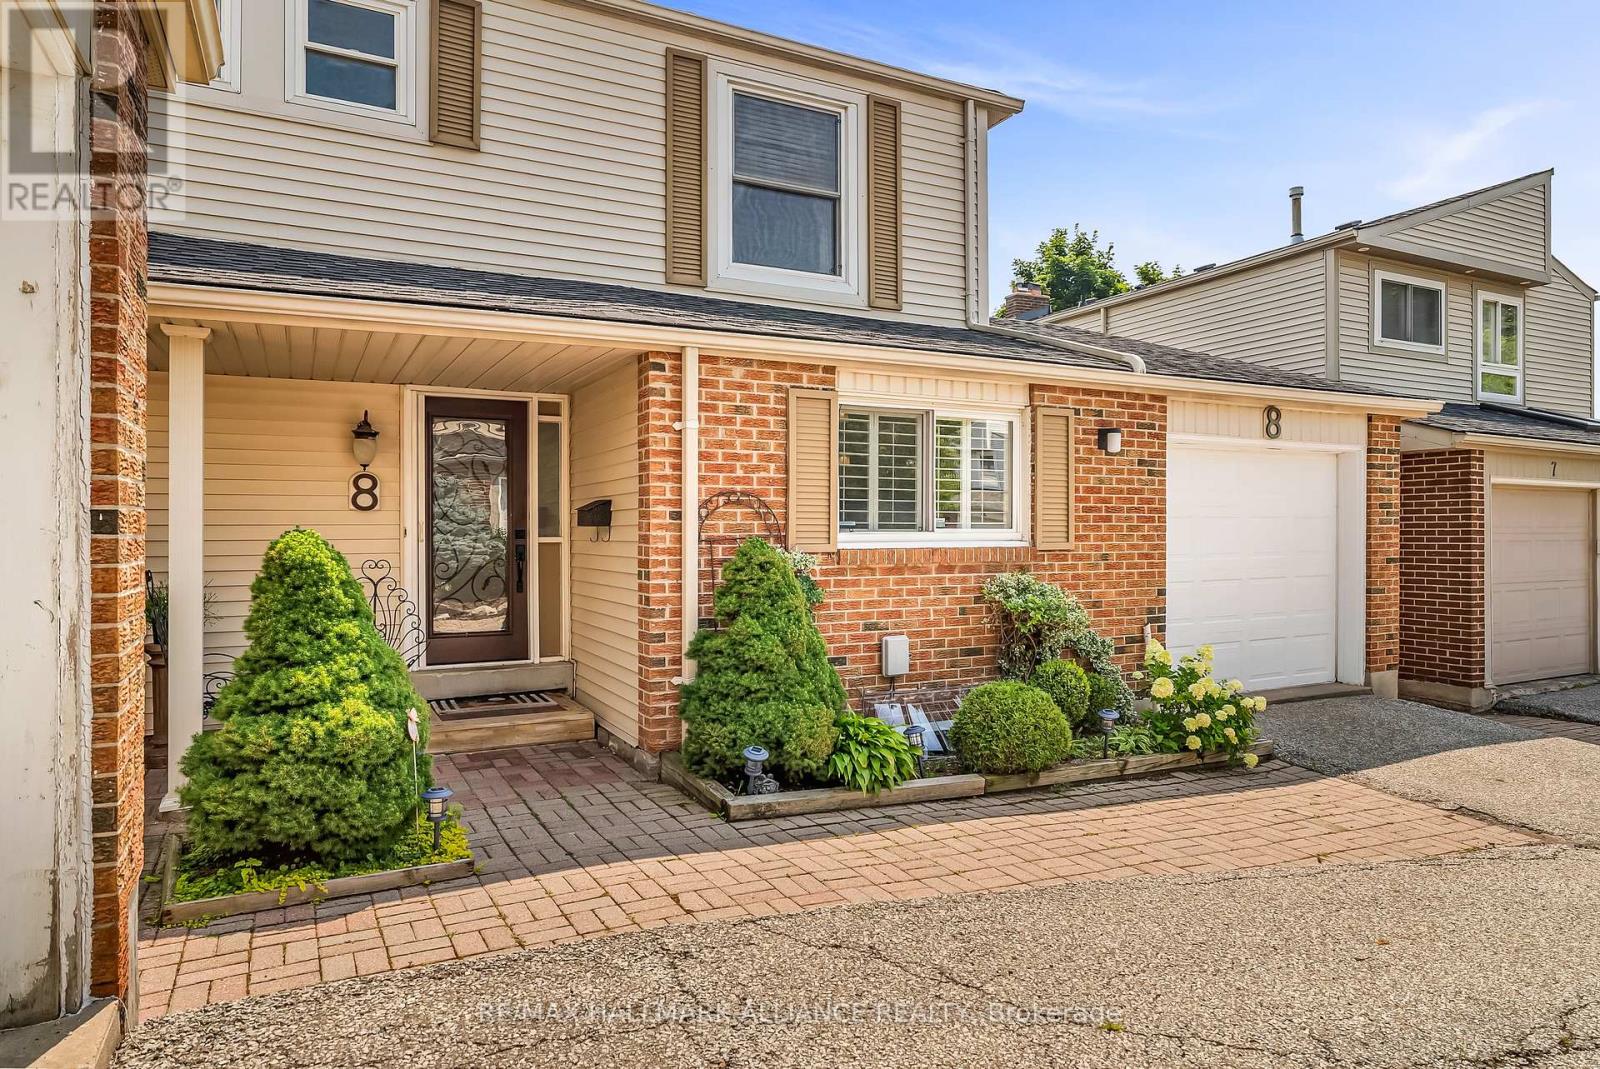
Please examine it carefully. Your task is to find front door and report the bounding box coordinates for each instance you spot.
[425,397,529,665]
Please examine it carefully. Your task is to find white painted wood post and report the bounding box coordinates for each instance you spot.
[160,324,210,812]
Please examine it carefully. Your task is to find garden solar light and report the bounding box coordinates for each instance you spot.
[743,745,769,796]
[1098,708,1121,758]
[905,724,926,777]
[421,786,453,851]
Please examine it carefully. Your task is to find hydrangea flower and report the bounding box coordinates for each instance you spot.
[1150,677,1175,700]
[1185,735,1202,751]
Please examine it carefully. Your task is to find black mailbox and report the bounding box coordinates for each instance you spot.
[576,499,613,528]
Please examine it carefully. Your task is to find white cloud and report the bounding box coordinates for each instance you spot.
[1383,101,1555,200]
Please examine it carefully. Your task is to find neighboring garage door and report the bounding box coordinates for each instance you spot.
[1169,446,1339,690]
[1490,486,1595,684]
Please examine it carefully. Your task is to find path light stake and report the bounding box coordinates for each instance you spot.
[421,786,454,852]
[905,724,926,778]
[1098,708,1121,759]
[742,745,770,796]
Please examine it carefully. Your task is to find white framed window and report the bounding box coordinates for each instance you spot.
[210,0,241,92]
[288,0,415,122]
[838,403,1025,546]
[711,62,865,304]
[1373,268,1446,353]
[1476,290,1524,402]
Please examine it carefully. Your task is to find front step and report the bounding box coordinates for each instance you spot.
[426,693,594,754]
[410,660,575,702]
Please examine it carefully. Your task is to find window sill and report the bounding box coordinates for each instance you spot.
[1367,340,1451,363]
[838,535,1029,551]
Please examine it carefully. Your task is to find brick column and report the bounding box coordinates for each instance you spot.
[1365,415,1402,696]
[87,1,151,1006]
[1399,449,1487,705]
[637,351,683,752]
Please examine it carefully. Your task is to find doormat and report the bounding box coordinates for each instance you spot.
[429,691,561,721]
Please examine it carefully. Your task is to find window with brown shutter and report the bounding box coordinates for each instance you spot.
[665,48,708,287]
[866,96,902,310]
[430,0,481,149]
[1033,407,1075,549]
[787,387,839,552]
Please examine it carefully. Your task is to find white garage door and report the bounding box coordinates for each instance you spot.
[1169,446,1339,690]
[1490,487,1594,685]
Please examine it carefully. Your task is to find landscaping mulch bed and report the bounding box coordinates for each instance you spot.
[663,741,1276,822]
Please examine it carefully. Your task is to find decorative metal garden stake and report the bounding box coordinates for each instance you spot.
[905,724,926,778]
[743,745,770,796]
[421,786,453,852]
[1098,708,1121,759]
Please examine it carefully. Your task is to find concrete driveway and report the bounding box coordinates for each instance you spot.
[115,846,1600,1069]
[1262,695,1600,846]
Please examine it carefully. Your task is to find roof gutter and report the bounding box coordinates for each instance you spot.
[147,280,1440,415]
[971,317,1147,374]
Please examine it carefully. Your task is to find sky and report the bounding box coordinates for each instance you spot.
[672,0,1600,297]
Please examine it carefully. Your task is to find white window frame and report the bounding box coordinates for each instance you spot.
[837,397,1028,549]
[709,61,866,306]
[1372,268,1448,354]
[1475,288,1525,404]
[286,0,416,124]
[210,0,242,92]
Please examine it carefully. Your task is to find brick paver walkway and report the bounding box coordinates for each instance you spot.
[136,742,1533,1021]
[1490,713,1600,746]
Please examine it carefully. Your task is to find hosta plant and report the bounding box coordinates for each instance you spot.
[1136,640,1265,764]
[827,712,918,794]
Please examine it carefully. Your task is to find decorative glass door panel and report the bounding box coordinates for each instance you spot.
[425,397,528,665]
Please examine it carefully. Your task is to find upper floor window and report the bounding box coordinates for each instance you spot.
[1477,292,1524,402]
[712,64,863,304]
[838,406,1021,545]
[290,0,415,122]
[1374,269,1445,352]
[211,0,240,91]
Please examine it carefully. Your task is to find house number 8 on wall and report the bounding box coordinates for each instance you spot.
[1263,405,1283,440]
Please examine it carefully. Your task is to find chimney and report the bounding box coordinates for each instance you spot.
[1000,281,1052,321]
[1289,185,1304,244]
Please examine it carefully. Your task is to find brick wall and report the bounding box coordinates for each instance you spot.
[639,358,1166,742]
[88,2,150,1004]
[1365,415,1402,678]
[1399,449,1486,688]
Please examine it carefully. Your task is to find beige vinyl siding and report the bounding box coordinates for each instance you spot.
[148,0,971,326]
[1058,252,1328,374]
[148,374,403,660]
[1524,265,1597,418]
[1387,184,1549,278]
[1335,253,1474,402]
[1170,399,1366,446]
[567,361,640,745]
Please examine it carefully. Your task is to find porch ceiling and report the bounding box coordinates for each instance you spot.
[147,319,643,394]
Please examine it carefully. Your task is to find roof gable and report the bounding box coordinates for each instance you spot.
[1356,170,1551,282]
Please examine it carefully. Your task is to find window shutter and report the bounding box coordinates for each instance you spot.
[430,0,481,149]
[1033,407,1075,550]
[788,387,839,552]
[665,48,708,287]
[866,96,903,310]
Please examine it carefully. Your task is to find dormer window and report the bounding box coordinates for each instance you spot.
[1374,269,1445,352]
[1477,292,1524,402]
[290,0,415,122]
[711,63,864,304]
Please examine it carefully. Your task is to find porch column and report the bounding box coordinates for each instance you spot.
[160,324,210,811]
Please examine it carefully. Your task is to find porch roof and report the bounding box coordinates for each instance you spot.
[1416,402,1600,450]
[149,232,1401,400]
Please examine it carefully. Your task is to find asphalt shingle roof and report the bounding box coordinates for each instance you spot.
[148,231,1393,399]
[1416,402,1600,449]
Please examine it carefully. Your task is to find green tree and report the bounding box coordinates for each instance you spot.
[1134,260,1183,286]
[180,529,430,862]
[1012,226,1129,310]
[679,538,844,783]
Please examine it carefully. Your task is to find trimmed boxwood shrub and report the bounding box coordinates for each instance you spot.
[950,681,1073,775]
[1086,672,1130,719]
[1030,659,1091,730]
[679,538,843,783]
[179,529,430,863]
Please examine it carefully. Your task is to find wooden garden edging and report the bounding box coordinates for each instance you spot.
[155,832,475,925]
[663,742,1276,823]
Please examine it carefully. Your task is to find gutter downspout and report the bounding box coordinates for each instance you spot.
[678,345,700,685]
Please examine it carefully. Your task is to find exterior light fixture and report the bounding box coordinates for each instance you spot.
[1097,427,1124,455]
[351,410,380,469]
[421,785,453,851]
[904,724,927,778]
[743,745,770,796]
[1097,708,1121,759]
